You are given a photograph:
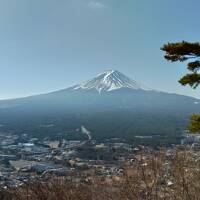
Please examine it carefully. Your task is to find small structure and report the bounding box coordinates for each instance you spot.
[181,133,200,144]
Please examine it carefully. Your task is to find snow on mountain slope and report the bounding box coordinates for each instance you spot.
[72,70,151,93]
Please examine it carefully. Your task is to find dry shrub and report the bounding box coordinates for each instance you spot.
[120,150,200,200]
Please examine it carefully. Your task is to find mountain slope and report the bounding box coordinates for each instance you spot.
[0,70,198,112]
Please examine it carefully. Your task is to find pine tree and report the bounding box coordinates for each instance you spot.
[161,41,200,133]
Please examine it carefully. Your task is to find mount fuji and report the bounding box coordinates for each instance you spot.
[0,70,200,144]
[71,70,151,93]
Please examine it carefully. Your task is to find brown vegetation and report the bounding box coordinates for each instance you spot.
[2,149,200,200]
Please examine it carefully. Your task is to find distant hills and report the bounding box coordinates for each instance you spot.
[0,70,199,145]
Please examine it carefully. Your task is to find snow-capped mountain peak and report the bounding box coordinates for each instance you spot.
[72,70,151,93]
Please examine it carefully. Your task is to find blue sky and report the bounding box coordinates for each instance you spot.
[0,0,200,99]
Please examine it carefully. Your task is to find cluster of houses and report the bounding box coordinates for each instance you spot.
[0,133,137,188]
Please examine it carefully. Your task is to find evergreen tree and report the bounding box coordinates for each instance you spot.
[161,41,200,133]
[188,115,200,133]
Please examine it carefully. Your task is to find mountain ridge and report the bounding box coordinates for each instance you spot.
[0,70,199,100]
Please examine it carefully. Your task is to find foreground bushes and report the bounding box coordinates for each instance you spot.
[2,150,200,200]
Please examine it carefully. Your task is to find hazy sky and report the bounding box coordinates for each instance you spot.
[0,0,200,99]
